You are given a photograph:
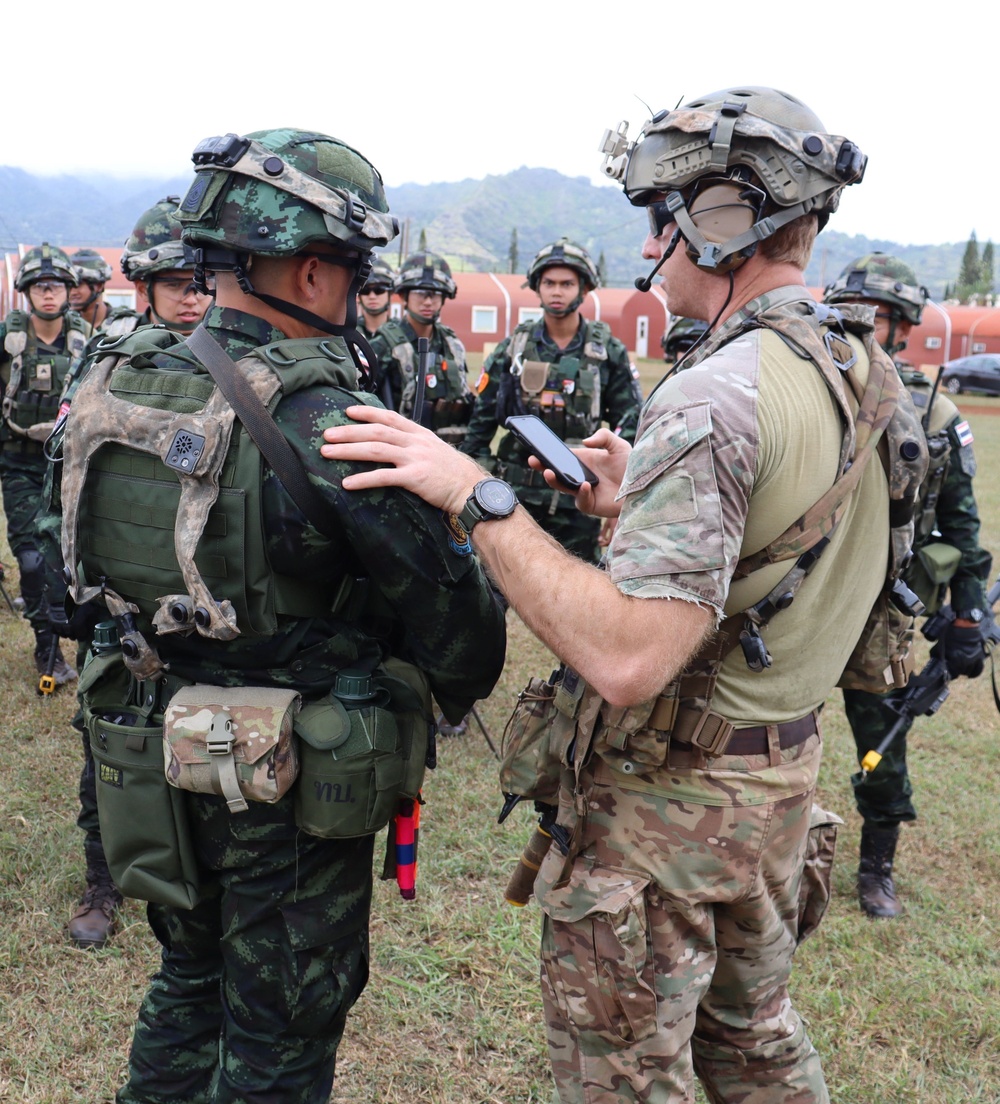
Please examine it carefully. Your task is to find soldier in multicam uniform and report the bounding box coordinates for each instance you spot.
[321,86,887,1104]
[357,255,394,340]
[55,128,505,1101]
[461,239,642,561]
[56,200,214,950]
[369,250,473,443]
[1,243,89,686]
[824,253,992,918]
[68,248,115,330]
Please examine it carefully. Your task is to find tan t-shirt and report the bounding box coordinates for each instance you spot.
[609,291,889,726]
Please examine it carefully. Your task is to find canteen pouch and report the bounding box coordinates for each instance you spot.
[163,685,301,813]
[294,659,430,839]
[499,669,602,802]
[83,651,201,909]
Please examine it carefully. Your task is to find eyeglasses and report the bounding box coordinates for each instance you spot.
[29,280,67,295]
[410,289,443,302]
[646,197,677,239]
[152,277,213,300]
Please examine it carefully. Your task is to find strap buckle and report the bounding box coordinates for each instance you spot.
[688,711,735,757]
[206,711,235,755]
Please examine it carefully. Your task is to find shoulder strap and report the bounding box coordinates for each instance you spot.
[186,326,341,540]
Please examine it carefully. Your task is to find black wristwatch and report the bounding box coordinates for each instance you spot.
[954,608,984,624]
[456,478,518,534]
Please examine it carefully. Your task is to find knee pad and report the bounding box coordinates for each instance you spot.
[16,548,46,600]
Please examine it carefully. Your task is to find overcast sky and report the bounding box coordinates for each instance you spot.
[8,2,996,248]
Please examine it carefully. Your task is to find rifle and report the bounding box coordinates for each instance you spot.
[856,575,1000,782]
[0,562,16,615]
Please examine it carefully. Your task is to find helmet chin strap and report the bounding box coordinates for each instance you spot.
[75,284,101,310]
[30,303,70,321]
[405,304,440,328]
[883,315,907,358]
[542,293,584,319]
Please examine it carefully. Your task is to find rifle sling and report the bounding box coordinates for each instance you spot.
[186,325,341,541]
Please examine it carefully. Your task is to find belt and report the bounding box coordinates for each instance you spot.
[648,695,818,758]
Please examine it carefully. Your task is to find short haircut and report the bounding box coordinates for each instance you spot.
[759,213,819,269]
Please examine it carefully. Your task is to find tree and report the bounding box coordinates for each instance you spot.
[508,228,518,274]
[981,240,995,295]
[597,250,608,286]
[956,231,982,303]
[418,228,428,251]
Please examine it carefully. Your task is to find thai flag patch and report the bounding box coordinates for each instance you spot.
[955,420,974,447]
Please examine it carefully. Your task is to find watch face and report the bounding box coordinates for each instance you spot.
[477,479,517,516]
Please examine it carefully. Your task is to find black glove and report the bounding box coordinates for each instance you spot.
[932,623,986,679]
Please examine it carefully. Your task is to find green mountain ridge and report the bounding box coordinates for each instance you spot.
[0,164,976,299]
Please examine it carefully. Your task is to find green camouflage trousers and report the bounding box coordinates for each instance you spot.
[0,451,64,632]
[117,792,374,1104]
[535,736,828,1104]
[842,687,917,827]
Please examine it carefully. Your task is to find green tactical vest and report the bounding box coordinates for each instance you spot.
[497,319,611,462]
[62,329,364,649]
[1,309,88,449]
[380,318,471,433]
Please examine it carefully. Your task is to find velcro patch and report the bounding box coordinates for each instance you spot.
[955,420,974,447]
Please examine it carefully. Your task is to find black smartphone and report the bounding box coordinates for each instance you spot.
[503,415,599,490]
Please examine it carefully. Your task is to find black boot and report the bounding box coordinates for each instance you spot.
[857,824,902,919]
[68,845,123,949]
[33,629,77,688]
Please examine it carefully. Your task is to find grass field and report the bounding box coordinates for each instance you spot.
[1,365,998,1103]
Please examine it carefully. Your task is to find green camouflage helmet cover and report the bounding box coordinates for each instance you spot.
[395,251,457,298]
[15,243,79,290]
[70,248,114,285]
[121,196,191,281]
[177,128,398,258]
[824,252,928,325]
[361,256,395,293]
[526,238,600,292]
[599,86,867,270]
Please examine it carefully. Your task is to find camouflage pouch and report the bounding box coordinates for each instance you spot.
[499,669,602,803]
[593,694,664,774]
[82,650,201,910]
[163,685,301,813]
[796,804,844,946]
[837,592,915,693]
[499,677,560,804]
[294,661,430,839]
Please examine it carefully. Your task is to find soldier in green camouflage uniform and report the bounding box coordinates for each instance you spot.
[56,200,214,950]
[824,254,992,918]
[1,243,89,685]
[660,314,708,364]
[461,239,642,561]
[69,248,115,330]
[369,250,473,443]
[320,86,878,1104]
[357,255,394,340]
[55,128,505,1102]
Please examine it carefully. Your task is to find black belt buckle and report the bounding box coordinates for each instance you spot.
[689,712,735,757]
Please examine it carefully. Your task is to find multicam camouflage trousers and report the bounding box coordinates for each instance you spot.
[535,735,829,1104]
[117,791,374,1104]
[842,687,917,827]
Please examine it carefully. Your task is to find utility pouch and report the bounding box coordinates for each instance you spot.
[83,648,201,910]
[499,668,601,802]
[837,591,915,693]
[797,804,844,946]
[594,693,665,774]
[519,361,549,396]
[163,685,301,813]
[907,542,962,615]
[294,660,430,839]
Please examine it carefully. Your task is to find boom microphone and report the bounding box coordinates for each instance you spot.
[633,229,681,292]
